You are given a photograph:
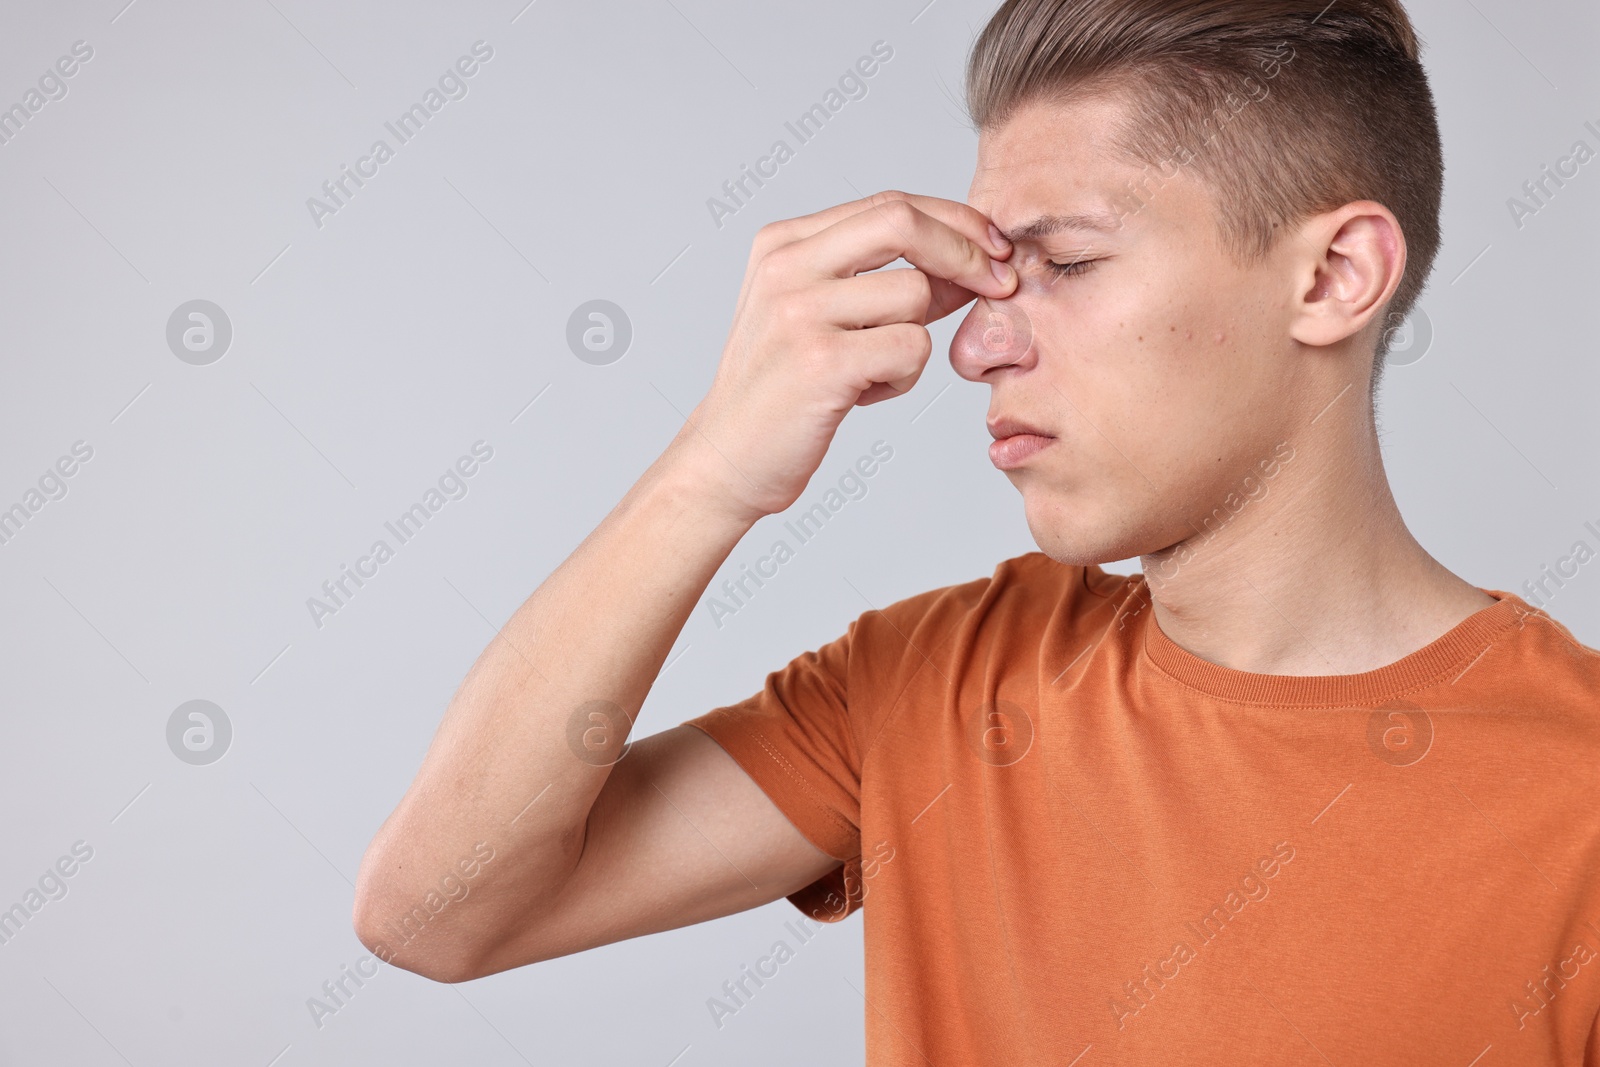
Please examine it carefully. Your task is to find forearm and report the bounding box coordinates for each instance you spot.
[354,420,754,962]
[354,191,1015,977]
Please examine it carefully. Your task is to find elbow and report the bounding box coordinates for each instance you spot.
[350,888,489,984]
[351,819,579,982]
[352,848,490,985]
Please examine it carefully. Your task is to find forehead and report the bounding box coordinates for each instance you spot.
[967,93,1201,239]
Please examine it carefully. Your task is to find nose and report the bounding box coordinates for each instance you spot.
[949,292,1035,381]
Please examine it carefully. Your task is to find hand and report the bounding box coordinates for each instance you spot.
[670,189,1016,523]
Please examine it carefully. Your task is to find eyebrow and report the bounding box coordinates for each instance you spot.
[997,210,1126,243]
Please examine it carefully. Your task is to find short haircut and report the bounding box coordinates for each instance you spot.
[964,0,1443,394]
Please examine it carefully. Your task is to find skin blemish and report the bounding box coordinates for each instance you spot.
[1214,332,1225,344]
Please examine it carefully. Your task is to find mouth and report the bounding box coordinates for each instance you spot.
[987,416,1052,440]
[986,415,1056,470]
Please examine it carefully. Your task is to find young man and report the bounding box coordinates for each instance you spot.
[354,0,1600,1062]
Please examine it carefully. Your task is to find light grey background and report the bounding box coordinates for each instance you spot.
[0,0,1595,1064]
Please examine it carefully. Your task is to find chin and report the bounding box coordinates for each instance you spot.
[1022,494,1151,569]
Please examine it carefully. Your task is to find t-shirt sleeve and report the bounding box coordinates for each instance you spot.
[680,557,994,923]
[681,561,1009,922]
[682,621,869,924]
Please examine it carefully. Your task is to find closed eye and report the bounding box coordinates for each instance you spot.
[1047,258,1098,278]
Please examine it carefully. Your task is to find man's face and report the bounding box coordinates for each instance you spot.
[955,92,1308,568]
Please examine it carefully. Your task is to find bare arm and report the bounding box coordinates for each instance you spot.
[351,435,811,982]
[352,190,1017,982]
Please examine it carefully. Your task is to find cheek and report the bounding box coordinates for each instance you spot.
[1115,287,1248,405]
[1034,295,1170,399]
[1030,260,1238,412]
[1066,320,1226,466]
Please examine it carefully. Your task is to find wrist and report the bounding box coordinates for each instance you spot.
[650,431,767,534]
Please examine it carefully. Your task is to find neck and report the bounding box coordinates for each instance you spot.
[1138,382,1496,676]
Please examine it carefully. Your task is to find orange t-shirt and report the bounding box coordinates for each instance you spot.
[684,551,1600,1066]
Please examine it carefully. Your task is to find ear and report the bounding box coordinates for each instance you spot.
[1287,201,1406,349]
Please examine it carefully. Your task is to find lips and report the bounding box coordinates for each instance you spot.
[986,414,1056,471]
[987,416,1053,441]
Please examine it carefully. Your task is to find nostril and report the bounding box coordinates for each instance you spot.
[974,297,1033,367]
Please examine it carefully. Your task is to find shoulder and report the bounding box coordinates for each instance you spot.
[1492,600,1600,711]
[847,551,1139,680]
[860,548,1126,618]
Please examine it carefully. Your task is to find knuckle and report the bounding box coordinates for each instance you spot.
[890,322,931,360]
[754,218,791,246]
[876,197,919,230]
[754,241,797,281]
[867,188,910,209]
[773,295,813,331]
[797,337,837,373]
[751,220,794,260]
[892,366,926,394]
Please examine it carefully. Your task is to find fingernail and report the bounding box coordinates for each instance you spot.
[991,258,1013,285]
[988,223,1009,250]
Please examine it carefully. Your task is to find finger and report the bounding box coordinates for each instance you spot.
[825,269,989,331]
[855,375,922,406]
[814,268,933,329]
[855,351,931,406]
[923,275,986,325]
[733,191,1010,325]
[768,188,1012,261]
[831,321,933,397]
[814,265,984,330]
[800,198,1017,303]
